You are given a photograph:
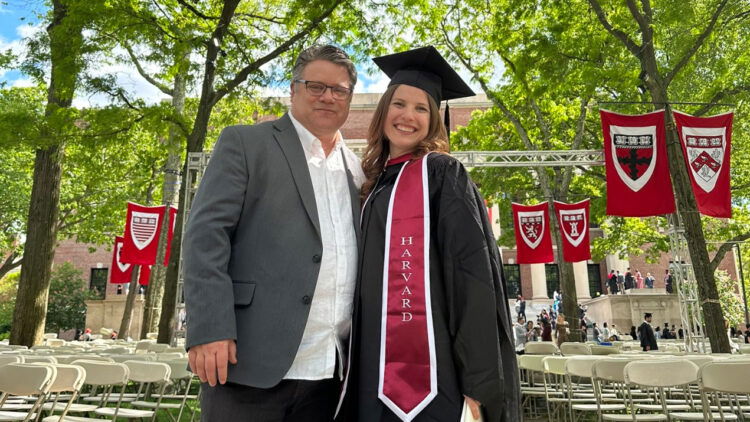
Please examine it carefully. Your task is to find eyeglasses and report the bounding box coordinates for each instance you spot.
[294,79,352,100]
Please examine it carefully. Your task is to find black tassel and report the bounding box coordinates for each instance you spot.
[444,102,451,150]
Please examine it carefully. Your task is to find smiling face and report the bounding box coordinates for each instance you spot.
[383,84,431,158]
[289,59,352,142]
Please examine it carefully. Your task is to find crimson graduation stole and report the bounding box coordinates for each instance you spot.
[376,153,437,421]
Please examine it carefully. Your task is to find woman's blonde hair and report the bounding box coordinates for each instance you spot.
[360,84,449,199]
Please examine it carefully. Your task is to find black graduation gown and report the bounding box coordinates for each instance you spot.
[639,321,658,351]
[339,154,520,422]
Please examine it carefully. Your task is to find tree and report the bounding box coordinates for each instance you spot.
[10,0,89,347]
[45,262,95,333]
[586,0,750,353]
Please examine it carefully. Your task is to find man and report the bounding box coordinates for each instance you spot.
[514,316,527,355]
[639,313,658,351]
[662,323,672,340]
[600,322,610,342]
[624,267,634,291]
[183,45,363,421]
[517,295,526,320]
[607,270,617,295]
[665,269,674,293]
[592,323,601,343]
[616,270,625,294]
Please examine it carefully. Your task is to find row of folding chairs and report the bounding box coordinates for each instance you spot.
[0,357,197,421]
[525,341,623,356]
[519,353,750,422]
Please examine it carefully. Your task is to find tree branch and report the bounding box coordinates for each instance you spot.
[664,0,729,86]
[0,251,22,280]
[710,232,750,273]
[176,0,219,20]
[693,84,749,116]
[587,0,643,57]
[121,42,174,96]
[212,0,344,106]
[561,98,591,193]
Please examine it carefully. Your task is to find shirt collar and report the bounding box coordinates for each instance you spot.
[288,111,343,156]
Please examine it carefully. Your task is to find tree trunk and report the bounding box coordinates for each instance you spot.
[660,102,729,353]
[547,200,581,342]
[10,146,64,347]
[140,71,186,339]
[118,265,140,339]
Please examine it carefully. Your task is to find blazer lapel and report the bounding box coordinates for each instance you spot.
[341,149,362,243]
[273,114,320,239]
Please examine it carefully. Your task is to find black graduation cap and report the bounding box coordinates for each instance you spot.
[644,313,653,318]
[373,46,475,104]
[373,46,475,142]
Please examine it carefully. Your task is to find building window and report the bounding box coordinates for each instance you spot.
[587,264,603,298]
[89,268,107,300]
[503,264,521,298]
[545,264,559,299]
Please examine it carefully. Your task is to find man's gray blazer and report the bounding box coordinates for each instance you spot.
[183,113,361,388]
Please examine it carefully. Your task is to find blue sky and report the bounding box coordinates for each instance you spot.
[0,1,43,86]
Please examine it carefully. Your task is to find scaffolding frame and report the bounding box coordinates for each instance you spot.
[171,149,707,353]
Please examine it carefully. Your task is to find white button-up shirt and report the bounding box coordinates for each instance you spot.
[284,112,364,380]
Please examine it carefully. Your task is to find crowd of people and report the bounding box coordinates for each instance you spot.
[606,267,674,294]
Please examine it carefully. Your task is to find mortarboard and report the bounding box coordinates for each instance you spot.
[644,313,652,318]
[373,46,474,104]
[373,46,475,142]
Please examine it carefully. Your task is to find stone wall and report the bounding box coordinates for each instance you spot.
[85,295,145,338]
[582,290,683,336]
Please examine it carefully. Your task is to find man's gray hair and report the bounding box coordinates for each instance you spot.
[292,44,357,88]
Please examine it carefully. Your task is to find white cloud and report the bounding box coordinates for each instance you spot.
[10,77,33,87]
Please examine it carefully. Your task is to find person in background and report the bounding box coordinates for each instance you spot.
[541,320,553,342]
[526,321,539,342]
[624,267,634,291]
[616,271,625,294]
[645,272,655,288]
[745,323,750,344]
[607,270,617,295]
[630,325,638,341]
[639,313,658,351]
[610,324,620,341]
[600,322,610,342]
[592,322,601,343]
[635,270,644,289]
[665,269,674,293]
[678,325,685,339]
[514,317,528,355]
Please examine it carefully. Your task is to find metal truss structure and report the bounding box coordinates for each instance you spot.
[172,149,706,353]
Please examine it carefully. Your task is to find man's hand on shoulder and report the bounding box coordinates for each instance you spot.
[188,339,238,386]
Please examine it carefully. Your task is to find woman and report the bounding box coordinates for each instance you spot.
[555,314,569,347]
[338,47,519,422]
[541,320,553,342]
[526,320,539,342]
[514,317,528,355]
[630,325,638,341]
[635,270,644,289]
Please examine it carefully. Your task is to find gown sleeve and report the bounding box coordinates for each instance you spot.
[432,155,520,421]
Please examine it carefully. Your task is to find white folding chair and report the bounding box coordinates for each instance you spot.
[63,359,132,419]
[0,363,57,421]
[526,341,560,355]
[567,357,625,422]
[35,363,85,421]
[561,343,592,356]
[623,359,699,416]
[670,360,749,421]
[94,361,171,421]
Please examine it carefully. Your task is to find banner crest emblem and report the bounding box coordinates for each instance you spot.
[559,209,587,247]
[682,127,725,193]
[610,125,657,192]
[129,211,160,250]
[518,211,545,249]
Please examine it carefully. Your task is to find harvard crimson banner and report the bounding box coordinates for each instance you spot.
[512,202,554,264]
[600,109,675,216]
[121,202,166,265]
[139,265,151,286]
[553,200,591,262]
[163,206,178,265]
[674,110,733,218]
[109,236,133,284]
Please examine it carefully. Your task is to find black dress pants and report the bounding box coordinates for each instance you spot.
[199,377,340,422]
